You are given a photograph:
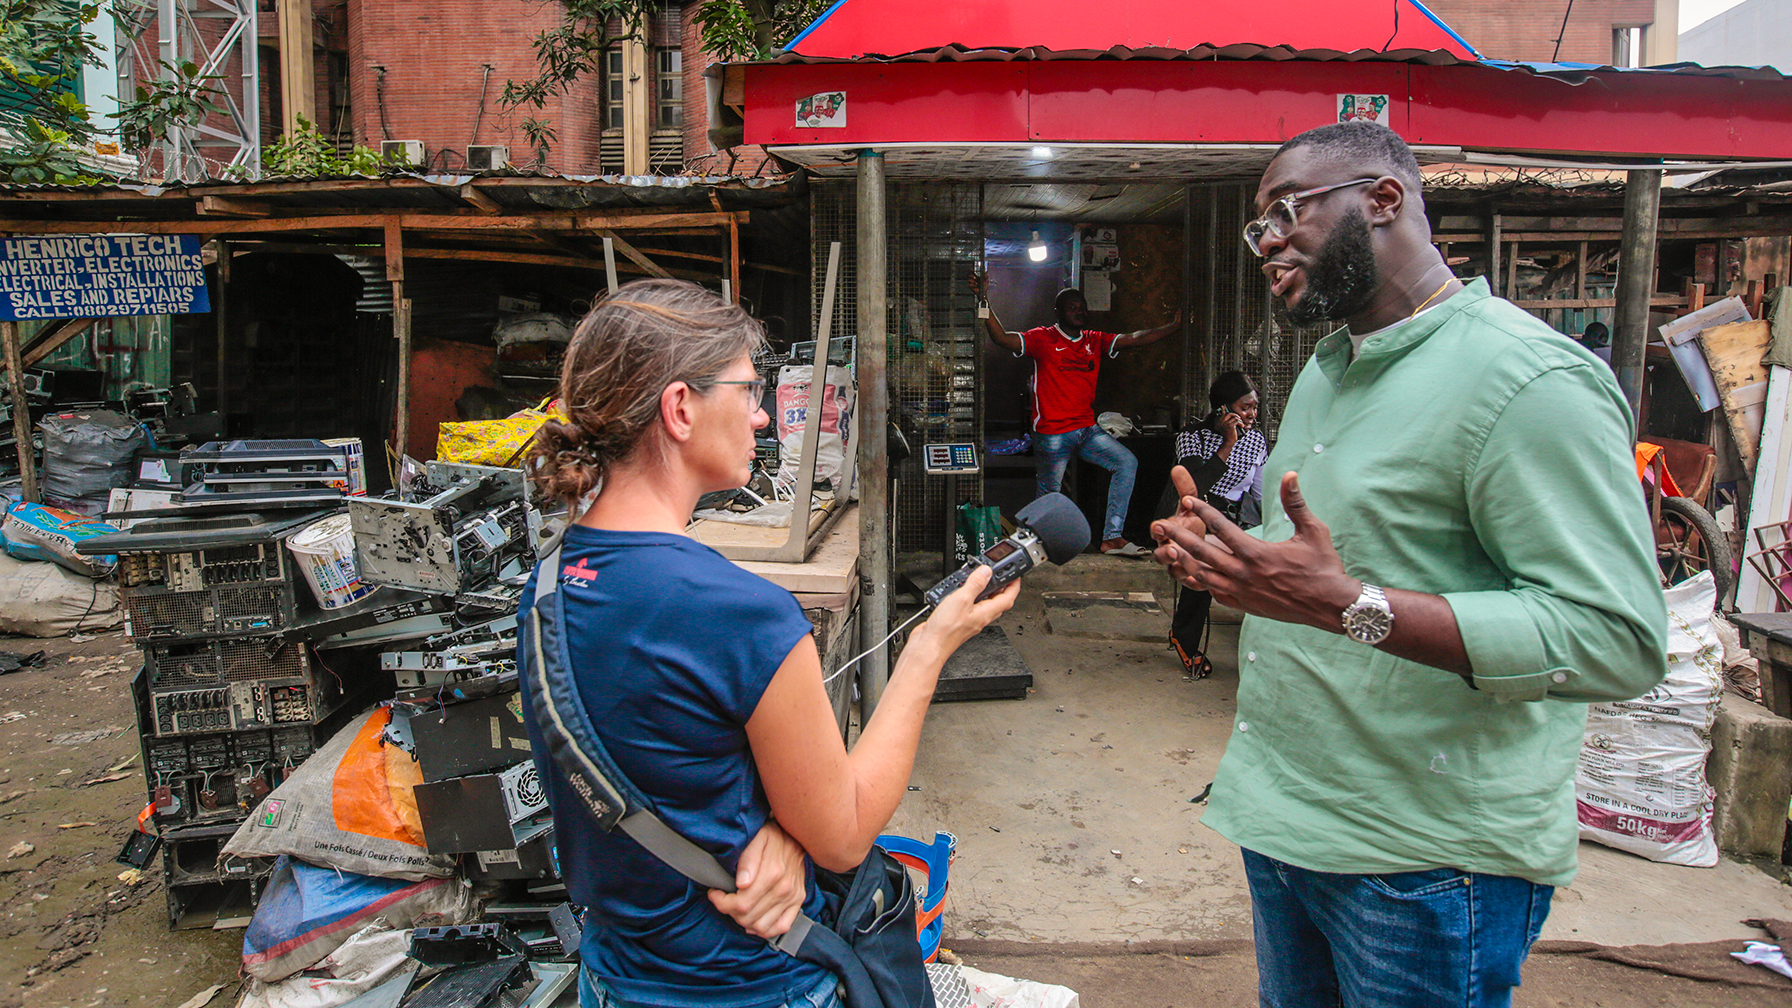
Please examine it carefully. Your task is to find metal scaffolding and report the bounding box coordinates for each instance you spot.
[114,0,261,181]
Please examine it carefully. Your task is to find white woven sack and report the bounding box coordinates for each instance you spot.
[1575,571,1722,867]
[775,364,856,491]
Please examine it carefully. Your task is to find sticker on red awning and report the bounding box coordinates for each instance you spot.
[797,92,847,128]
[1338,94,1392,126]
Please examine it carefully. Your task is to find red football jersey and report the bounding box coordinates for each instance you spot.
[1020,325,1118,434]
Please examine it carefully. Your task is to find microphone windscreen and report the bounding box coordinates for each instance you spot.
[1015,492,1091,565]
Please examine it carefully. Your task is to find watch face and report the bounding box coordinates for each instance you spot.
[1345,605,1393,644]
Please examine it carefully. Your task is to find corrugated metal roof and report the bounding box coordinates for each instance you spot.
[765,42,1473,65]
[781,0,1480,60]
[755,43,1789,82]
[1479,58,1791,82]
[0,169,805,213]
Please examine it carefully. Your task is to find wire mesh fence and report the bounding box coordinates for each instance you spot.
[813,180,986,556]
[815,180,1326,554]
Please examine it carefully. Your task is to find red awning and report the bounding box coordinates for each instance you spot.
[785,0,1479,61]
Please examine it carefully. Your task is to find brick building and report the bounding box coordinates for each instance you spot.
[1422,0,1677,66]
[343,0,721,175]
[118,0,736,179]
[145,0,1686,181]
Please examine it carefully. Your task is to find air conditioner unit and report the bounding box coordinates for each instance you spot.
[380,140,424,167]
[466,145,509,171]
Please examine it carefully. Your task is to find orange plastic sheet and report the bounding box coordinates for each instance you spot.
[1636,442,1684,499]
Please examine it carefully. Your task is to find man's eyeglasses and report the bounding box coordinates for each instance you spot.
[1243,178,1381,258]
[711,379,767,404]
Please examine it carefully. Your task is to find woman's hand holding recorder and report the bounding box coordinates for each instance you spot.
[911,566,1020,657]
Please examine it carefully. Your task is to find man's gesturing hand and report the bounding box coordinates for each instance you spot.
[1149,465,1207,546]
[1153,471,1360,631]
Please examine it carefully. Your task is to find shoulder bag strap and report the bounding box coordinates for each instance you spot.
[524,541,895,1002]
[526,543,736,892]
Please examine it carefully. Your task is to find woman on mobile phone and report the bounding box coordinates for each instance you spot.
[1167,371,1267,678]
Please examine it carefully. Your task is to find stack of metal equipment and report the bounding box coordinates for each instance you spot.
[84,511,367,928]
[348,462,569,896]
[83,459,567,930]
[179,439,353,508]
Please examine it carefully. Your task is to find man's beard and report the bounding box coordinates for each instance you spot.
[1284,209,1378,324]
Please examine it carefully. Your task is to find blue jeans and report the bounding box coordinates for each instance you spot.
[1242,848,1552,1008]
[1034,425,1138,541]
[580,967,842,1008]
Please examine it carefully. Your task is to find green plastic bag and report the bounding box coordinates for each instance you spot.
[954,503,1002,564]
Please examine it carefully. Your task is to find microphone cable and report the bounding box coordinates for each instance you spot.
[824,606,932,685]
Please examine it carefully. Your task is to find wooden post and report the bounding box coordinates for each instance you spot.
[1507,241,1519,301]
[855,151,891,715]
[2,321,38,502]
[384,220,412,467]
[727,213,741,304]
[622,38,649,176]
[1613,169,1664,421]
[215,240,230,423]
[278,0,317,134]
[1576,241,1588,299]
[1488,211,1502,296]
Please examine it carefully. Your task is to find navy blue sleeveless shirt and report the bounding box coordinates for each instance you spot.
[518,525,832,1007]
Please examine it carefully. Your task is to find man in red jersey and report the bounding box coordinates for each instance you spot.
[970,273,1179,555]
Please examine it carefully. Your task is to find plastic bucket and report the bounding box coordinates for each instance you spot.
[286,514,375,610]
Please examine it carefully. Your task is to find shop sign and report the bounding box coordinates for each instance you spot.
[0,234,211,320]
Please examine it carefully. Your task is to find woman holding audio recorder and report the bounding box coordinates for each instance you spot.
[519,280,1017,1007]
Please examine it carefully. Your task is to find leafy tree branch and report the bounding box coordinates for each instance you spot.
[499,0,827,161]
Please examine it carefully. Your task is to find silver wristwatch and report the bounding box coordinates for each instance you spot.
[1341,583,1394,645]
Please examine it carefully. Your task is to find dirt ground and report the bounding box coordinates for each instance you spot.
[3,608,1792,1008]
[0,628,241,1008]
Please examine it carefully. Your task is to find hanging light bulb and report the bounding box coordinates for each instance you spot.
[1027,230,1048,262]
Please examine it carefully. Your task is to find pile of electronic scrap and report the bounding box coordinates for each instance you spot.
[85,453,568,939]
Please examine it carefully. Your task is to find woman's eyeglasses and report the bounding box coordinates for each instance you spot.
[710,379,767,404]
[1243,178,1380,257]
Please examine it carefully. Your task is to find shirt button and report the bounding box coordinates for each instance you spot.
[1551,672,1568,684]
[1246,651,1257,662]
[1237,722,1250,733]
[1312,444,1324,454]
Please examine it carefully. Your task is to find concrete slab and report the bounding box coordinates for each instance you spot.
[1549,840,1792,944]
[1041,591,1165,642]
[936,625,1032,702]
[1709,691,1792,860]
[889,592,1250,944]
[886,587,1792,952]
[1021,553,1178,596]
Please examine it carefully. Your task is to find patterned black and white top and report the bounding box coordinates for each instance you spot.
[1175,426,1269,503]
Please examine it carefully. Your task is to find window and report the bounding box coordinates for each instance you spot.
[656,48,682,130]
[601,45,680,131]
[604,47,625,130]
[1612,26,1643,68]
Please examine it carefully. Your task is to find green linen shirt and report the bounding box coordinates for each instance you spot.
[1202,278,1667,888]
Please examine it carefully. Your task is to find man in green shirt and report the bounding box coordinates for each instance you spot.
[1151,121,1666,1006]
